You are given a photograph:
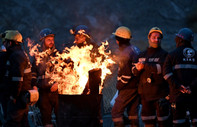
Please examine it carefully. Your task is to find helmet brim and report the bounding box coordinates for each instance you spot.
[39,34,55,41]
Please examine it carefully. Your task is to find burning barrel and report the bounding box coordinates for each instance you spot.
[57,68,102,127]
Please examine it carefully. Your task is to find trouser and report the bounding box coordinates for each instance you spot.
[111,89,140,127]
[39,90,58,126]
[141,98,172,127]
[5,99,29,127]
[171,97,197,127]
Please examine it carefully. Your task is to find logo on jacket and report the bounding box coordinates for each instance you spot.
[183,48,195,62]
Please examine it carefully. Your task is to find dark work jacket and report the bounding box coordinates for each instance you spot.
[31,45,58,92]
[133,47,169,101]
[7,45,32,99]
[163,45,197,102]
[116,44,140,91]
[0,51,9,92]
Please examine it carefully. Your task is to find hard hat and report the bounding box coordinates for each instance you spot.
[176,28,194,42]
[148,27,163,39]
[39,28,55,41]
[1,30,19,42]
[112,26,132,39]
[4,30,23,43]
[74,25,90,36]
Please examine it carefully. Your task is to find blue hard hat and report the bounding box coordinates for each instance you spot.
[176,28,194,42]
[74,25,90,36]
[39,28,55,41]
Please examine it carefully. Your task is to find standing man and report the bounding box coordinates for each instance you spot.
[133,27,171,127]
[71,25,94,48]
[0,30,15,125]
[70,25,100,94]
[111,26,140,127]
[3,30,32,127]
[31,28,58,127]
[0,31,9,125]
[70,25,103,126]
[163,28,197,127]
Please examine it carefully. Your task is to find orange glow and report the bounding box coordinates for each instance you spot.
[28,40,115,95]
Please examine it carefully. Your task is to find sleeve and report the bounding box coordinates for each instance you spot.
[9,53,26,98]
[163,54,180,90]
[116,50,137,90]
[131,46,141,76]
[131,54,141,76]
[31,57,38,87]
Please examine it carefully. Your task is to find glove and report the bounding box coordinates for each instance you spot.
[158,98,170,111]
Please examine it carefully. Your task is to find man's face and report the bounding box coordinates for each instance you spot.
[74,34,86,45]
[44,36,54,49]
[148,32,162,48]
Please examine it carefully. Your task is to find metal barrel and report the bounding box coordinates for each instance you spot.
[57,94,102,127]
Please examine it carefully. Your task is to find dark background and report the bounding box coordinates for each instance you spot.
[1,0,197,52]
[1,0,197,114]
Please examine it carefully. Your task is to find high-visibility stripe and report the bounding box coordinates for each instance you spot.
[38,75,50,80]
[163,72,173,80]
[32,72,37,74]
[157,114,170,121]
[32,73,37,78]
[173,119,186,124]
[121,75,131,79]
[24,68,31,73]
[112,117,124,122]
[192,119,197,123]
[141,115,156,120]
[173,64,197,70]
[12,77,23,81]
[32,76,37,79]
[139,58,146,62]
[156,64,161,74]
[128,115,138,120]
[117,77,128,84]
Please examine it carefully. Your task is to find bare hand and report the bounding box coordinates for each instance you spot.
[135,62,144,71]
[50,83,58,92]
[33,86,38,90]
[179,85,191,94]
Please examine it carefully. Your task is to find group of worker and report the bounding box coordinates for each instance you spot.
[111,26,197,127]
[0,25,197,127]
[0,25,92,127]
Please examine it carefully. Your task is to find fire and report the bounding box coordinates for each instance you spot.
[28,40,115,95]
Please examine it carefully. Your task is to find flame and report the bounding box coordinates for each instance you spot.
[27,38,56,66]
[28,39,115,95]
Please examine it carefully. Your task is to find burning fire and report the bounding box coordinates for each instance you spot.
[28,40,115,95]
